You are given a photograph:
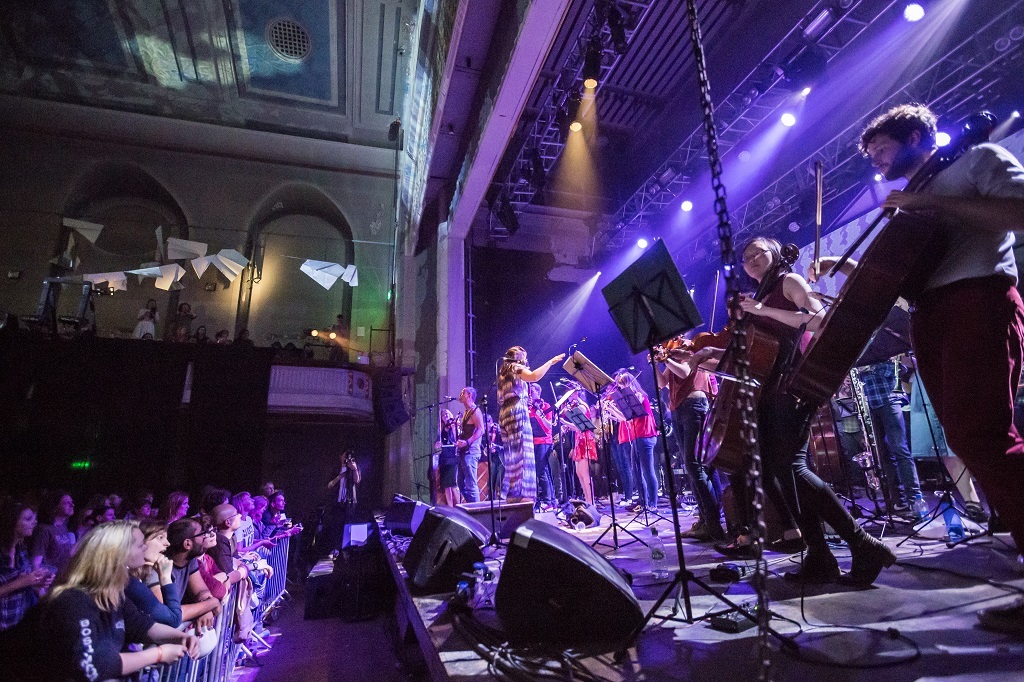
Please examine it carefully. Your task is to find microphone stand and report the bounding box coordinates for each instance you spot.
[479,381,502,548]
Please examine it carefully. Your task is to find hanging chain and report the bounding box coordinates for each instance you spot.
[683,0,772,678]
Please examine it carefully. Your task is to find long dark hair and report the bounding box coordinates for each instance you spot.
[0,502,30,553]
[745,237,798,301]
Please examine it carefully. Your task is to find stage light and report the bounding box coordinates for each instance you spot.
[310,329,319,337]
[788,221,801,232]
[582,39,602,89]
[935,131,951,147]
[903,3,925,22]
[329,331,337,340]
[801,8,835,41]
[637,238,648,249]
[569,120,582,132]
[801,86,812,97]
[874,173,884,182]
[738,150,752,163]
[607,6,628,55]
[781,113,796,127]
[681,200,693,212]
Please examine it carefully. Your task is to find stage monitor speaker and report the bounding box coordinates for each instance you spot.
[403,505,488,594]
[384,494,430,536]
[495,519,643,648]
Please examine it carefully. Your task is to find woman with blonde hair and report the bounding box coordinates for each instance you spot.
[0,520,199,680]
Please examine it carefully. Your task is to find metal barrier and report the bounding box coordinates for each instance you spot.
[131,535,292,682]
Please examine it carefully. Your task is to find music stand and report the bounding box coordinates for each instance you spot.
[603,239,785,643]
[563,352,646,549]
[605,384,668,527]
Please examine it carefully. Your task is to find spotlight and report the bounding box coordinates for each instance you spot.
[788,221,801,232]
[582,39,602,89]
[781,113,797,127]
[681,200,693,212]
[310,329,319,337]
[903,3,925,22]
[935,131,951,147]
[607,6,628,55]
[569,121,583,133]
[738,150,752,163]
[801,86,812,97]
[874,173,884,182]
[637,238,649,249]
[329,331,337,340]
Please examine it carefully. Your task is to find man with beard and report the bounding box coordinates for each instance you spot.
[165,518,222,630]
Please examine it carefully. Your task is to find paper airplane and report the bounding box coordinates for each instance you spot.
[62,218,103,244]
[128,263,186,290]
[82,271,128,292]
[212,249,248,282]
[191,255,215,279]
[155,227,166,262]
[299,260,359,289]
[166,238,208,260]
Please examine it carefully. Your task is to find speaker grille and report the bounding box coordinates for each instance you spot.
[266,19,311,62]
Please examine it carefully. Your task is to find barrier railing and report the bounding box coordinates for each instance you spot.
[130,535,292,682]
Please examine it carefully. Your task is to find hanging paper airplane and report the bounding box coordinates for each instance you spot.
[212,249,248,282]
[299,260,359,289]
[166,238,208,260]
[191,255,215,279]
[62,217,104,244]
[128,263,187,290]
[82,271,128,292]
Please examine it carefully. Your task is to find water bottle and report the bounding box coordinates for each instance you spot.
[649,528,669,580]
[943,505,964,543]
[912,493,929,522]
[574,521,587,531]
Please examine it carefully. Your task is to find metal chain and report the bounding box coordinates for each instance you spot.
[682,0,772,678]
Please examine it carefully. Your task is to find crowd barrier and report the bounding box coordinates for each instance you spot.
[128,535,292,682]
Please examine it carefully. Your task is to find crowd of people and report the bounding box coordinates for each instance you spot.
[132,299,250,346]
[0,483,301,680]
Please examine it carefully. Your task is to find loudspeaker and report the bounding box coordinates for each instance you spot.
[374,367,410,434]
[495,519,643,648]
[384,494,430,536]
[456,500,533,539]
[403,505,488,594]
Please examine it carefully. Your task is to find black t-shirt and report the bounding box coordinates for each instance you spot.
[0,588,155,681]
[208,534,236,576]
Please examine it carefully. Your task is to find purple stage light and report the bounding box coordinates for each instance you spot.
[781,113,796,127]
[637,238,649,249]
[935,131,951,147]
[904,4,925,22]
[680,200,693,212]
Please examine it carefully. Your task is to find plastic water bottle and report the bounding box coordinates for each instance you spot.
[912,493,929,522]
[649,528,669,580]
[943,506,964,543]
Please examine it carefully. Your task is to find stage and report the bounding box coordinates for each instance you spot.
[380,500,1024,681]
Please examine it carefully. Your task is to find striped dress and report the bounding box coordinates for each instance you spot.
[498,361,536,500]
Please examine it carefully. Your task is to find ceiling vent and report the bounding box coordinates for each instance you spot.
[266,18,311,62]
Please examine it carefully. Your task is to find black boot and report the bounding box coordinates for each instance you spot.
[784,549,840,583]
[844,534,896,585]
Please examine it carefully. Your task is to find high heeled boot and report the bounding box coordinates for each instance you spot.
[845,534,897,585]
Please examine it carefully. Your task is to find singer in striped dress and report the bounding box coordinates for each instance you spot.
[498,346,565,502]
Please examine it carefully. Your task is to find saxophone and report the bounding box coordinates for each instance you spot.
[848,367,881,492]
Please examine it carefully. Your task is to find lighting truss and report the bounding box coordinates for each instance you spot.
[488,0,657,238]
[599,0,901,252]
[671,0,1024,272]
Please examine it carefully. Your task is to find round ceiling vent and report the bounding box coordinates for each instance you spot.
[266,18,311,62]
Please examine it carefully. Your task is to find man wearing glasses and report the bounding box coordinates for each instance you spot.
[164,518,221,630]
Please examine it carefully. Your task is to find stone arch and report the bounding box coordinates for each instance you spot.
[59,162,190,337]
[237,183,356,347]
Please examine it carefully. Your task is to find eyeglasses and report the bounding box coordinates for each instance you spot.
[189,526,216,539]
[741,249,768,264]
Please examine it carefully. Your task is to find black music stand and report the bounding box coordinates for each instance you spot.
[605,384,667,527]
[563,352,646,549]
[604,240,786,643]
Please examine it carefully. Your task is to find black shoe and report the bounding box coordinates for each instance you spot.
[843,535,896,585]
[784,552,840,583]
[715,538,757,559]
[769,537,807,554]
[964,503,990,523]
[977,598,1024,635]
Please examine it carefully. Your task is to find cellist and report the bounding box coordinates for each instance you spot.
[699,236,896,584]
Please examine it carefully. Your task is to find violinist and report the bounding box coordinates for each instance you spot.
[814,104,1024,632]
[611,371,661,513]
[436,409,461,506]
[705,236,895,584]
[528,383,559,510]
[560,383,598,505]
[654,340,725,541]
[456,387,484,503]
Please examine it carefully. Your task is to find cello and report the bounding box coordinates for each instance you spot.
[698,244,801,474]
[785,113,997,407]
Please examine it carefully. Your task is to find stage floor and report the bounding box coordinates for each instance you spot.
[387,498,1024,681]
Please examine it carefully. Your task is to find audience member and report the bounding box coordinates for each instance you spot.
[1,521,200,681]
[233,328,254,347]
[251,496,270,540]
[124,491,155,521]
[126,520,181,627]
[30,491,76,574]
[159,491,190,523]
[163,519,221,630]
[193,325,210,344]
[173,302,197,341]
[215,329,231,344]
[260,481,276,498]
[207,505,249,589]
[231,492,275,555]
[133,299,159,339]
[199,487,230,517]
[1,503,51,631]
[194,518,228,601]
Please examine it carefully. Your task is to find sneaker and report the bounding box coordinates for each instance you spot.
[977,598,1024,635]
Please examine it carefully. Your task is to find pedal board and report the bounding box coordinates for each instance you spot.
[708,603,765,634]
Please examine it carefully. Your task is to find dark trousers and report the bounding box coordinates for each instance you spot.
[912,276,1024,551]
[674,396,725,539]
[870,401,921,504]
[534,442,554,502]
[548,445,566,503]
